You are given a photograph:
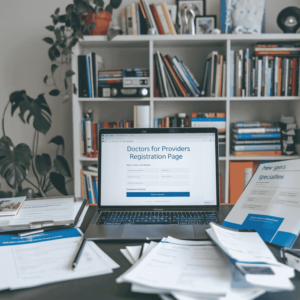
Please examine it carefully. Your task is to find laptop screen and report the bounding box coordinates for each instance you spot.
[100,132,218,207]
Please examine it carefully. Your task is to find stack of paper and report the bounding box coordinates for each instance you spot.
[117,225,295,300]
[0,228,119,291]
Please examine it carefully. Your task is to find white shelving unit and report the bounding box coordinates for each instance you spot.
[72,34,300,203]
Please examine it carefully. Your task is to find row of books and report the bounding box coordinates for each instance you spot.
[78,53,104,98]
[230,42,300,97]
[121,1,176,35]
[80,167,98,205]
[154,51,226,98]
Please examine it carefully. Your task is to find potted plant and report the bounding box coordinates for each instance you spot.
[81,0,122,35]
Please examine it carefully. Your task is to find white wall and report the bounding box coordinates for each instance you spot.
[0,0,298,196]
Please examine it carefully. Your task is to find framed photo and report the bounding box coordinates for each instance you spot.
[177,0,206,34]
[195,15,216,34]
[167,5,177,24]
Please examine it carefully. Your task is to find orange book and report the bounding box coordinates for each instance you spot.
[255,51,300,56]
[92,122,97,152]
[191,112,198,118]
[229,161,254,204]
[277,57,282,96]
[232,151,282,157]
[150,4,164,34]
[161,3,176,35]
[164,57,188,97]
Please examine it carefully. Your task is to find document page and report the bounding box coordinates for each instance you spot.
[117,237,230,297]
[0,198,74,226]
[223,159,300,248]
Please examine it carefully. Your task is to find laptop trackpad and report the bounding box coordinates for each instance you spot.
[121,225,195,239]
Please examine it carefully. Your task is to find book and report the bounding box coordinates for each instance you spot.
[232,127,280,134]
[232,144,281,151]
[121,9,126,34]
[83,170,97,205]
[155,4,170,35]
[232,139,281,145]
[141,0,158,34]
[231,150,282,156]
[0,197,26,217]
[126,5,133,35]
[78,56,89,97]
[150,4,164,34]
[232,133,281,139]
[161,3,176,35]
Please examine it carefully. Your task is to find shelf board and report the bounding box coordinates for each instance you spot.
[79,156,98,161]
[153,97,226,101]
[77,97,150,102]
[231,96,300,101]
[229,155,300,161]
[80,34,300,45]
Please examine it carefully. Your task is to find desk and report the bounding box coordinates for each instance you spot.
[1,205,300,300]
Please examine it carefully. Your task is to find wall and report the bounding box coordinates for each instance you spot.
[0,0,299,196]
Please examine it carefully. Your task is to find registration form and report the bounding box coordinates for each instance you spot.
[223,159,300,248]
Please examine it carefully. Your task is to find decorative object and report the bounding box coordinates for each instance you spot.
[195,15,216,34]
[177,0,205,34]
[210,28,221,34]
[167,5,177,24]
[220,0,265,34]
[277,7,300,33]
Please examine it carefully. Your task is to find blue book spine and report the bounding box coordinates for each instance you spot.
[234,133,281,139]
[154,118,159,128]
[86,56,92,97]
[179,62,200,95]
[232,144,281,151]
[93,177,98,204]
[86,175,93,204]
[220,0,228,33]
[192,118,226,122]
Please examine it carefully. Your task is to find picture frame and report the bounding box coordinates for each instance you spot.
[167,5,177,25]
[195,15,216,34]
[177,0,206,34]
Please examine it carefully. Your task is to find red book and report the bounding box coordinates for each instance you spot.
[150,4,164,34]
[291,57,297,96]
[92,122,97,152]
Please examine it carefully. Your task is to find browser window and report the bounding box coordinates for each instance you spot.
[101,133,217,206]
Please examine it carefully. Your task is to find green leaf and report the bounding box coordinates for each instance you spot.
[53,46,60,58]
[94,0,104,6]
[109,0,122,9]
[54,155,71,177]
[66,4,74,14]
[49,136,65,154]
[11,93,52,135]
[64,78,68,90]
[88,21,96,32]
[59,41,66,48]
[50,172,68,195]
[46,25,55,31]
[73,84,77,94]
[58,15,66,23]
[105,4,113,13]
[55,7,60,15]
[51,14,58,25]
[0,191,13,198]
[48,46,56,61]
[66,70,75,77]
[35,154,51,176]
[54,28,61,42]
[43,37,54,44]
[76,2,89,15]
[49,89,60,96]
[51,64,58,74]
[69,37,78,48]
[16,188,34,198]
[0,139,33,189]
[43,75,48,84]
[62,48,72,55]
[10,91,26,116]
[76,30,84,39]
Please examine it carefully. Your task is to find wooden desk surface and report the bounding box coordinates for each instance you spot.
[1,205,300,300]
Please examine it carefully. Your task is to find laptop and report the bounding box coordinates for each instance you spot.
[85,127,221,240]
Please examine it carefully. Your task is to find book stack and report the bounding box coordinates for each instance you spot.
[191,112,226,133]
[230,43,300,97]
[98,68,149,98]
[121,1,176,35]
[81,166,98,205]
[279,116,297,155]
[154,51,226,98]
[80,118,133,156]
[231,121,282,157]
[78,53,104,98]
[154,113,189,128]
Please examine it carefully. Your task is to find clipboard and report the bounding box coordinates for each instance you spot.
[0,196,88,233]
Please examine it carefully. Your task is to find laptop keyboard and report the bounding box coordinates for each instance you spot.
[96,211,219,225]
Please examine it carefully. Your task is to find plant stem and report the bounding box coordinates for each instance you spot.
[2,100,10,138]
[25,178,39,191]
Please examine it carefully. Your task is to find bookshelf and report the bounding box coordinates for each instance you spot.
[72,33,300,203]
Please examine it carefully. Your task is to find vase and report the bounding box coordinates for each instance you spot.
[84,10,112,36]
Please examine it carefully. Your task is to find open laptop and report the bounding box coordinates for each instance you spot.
[85,127,221,240]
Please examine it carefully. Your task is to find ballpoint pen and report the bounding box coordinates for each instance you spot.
[72,238,87,270]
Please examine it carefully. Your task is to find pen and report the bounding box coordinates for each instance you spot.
[18,229,44,237]
[72,238,87,270]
